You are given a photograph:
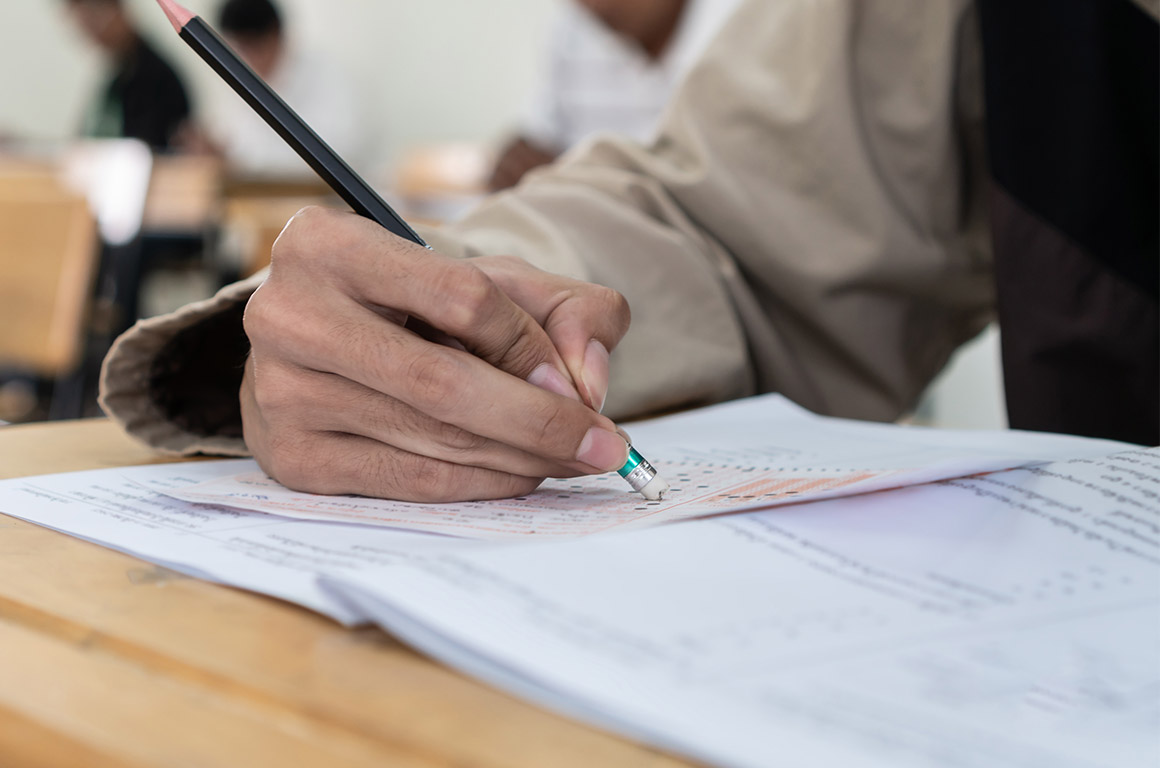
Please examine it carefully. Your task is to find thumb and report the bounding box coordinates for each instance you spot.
[472,255,631,412]
[543,301,624,413]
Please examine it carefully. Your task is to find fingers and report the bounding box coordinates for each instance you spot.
[251,357,586,479]
[249,297,626,473]
[275,208,580,397]
[242,357,544,502]
[252,424,545,503]
[474,255,631,412]
[241,354,586,502]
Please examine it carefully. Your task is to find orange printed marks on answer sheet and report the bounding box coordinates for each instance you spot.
[603,469,891,533]
[666,471,885,515]
[726,472,880,501]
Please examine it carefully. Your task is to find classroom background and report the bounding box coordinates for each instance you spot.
[0,0,1005,430]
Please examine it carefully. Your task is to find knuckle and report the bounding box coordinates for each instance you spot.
[490,253,524,269]
[477,253,529,278]
[597,285,631,332]
[493,332,547,379]
[404,352,464,413]
[382,451,450,500]
[292,204,326,222]
[443,264,498,330]
[411,458,451,500]
[270,210,312,265]
[249,363,301,419]
[241,284,277,341]
[350,450,396,496]
[508,475,545,498]
[289,204,342,234]
[263,433,316,490]
[435,421,490,456]
[272,206,341,267]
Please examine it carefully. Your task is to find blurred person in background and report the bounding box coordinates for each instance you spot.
[488,0,742,191]
[182,0,371,178]
[64,0,191,151]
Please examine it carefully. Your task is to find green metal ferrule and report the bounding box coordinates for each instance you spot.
[618,446,644,478]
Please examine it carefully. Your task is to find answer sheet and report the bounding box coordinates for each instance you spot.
[326,447,1160,768]
[159,395,1128,539]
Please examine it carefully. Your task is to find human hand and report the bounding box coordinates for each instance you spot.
[240,207,631,502]
[487,136,559,192]
[171,120,222,158]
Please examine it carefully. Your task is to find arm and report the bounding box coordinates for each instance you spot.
[434,0,994,421]
[487,136,560,192]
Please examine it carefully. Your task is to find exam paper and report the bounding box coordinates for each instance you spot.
[159,395,1129,539]
[325,448,1160,768]
[0,460,478,624]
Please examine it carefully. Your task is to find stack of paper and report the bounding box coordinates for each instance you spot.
[0,395,1155,767]
[329,448,1160,767]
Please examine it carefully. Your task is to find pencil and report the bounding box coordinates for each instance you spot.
[155,0,426,246]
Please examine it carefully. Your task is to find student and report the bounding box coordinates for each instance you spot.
[64,0,191,151]
[489,0,741,191]
[191,0,370,177]
[100,0,1158,503]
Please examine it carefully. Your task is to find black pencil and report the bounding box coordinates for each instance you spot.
[156,0,427,247]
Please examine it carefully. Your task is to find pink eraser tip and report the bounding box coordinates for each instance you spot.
[156,0,196,33]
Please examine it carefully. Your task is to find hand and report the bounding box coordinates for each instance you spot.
[487,136,559,192]
[171,120,223,158]
[240,206,632,502]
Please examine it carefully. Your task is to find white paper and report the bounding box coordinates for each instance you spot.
[0,460,479,624]
[325,448,1160,768]
[160,395,1130,539]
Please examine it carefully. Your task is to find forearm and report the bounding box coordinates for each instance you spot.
[434,0,995,423]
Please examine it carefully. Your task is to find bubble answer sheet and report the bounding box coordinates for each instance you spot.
[155,395,1129,540]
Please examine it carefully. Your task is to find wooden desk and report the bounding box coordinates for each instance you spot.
[0,420,690,768]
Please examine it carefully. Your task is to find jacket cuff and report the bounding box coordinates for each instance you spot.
[99,273,265,456]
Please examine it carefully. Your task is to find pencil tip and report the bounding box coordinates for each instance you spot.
[155,0,195,33]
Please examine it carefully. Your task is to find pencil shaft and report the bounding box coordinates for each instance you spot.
[180,18,426,246]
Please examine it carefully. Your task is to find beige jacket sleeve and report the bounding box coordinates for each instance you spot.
[100,0,994,456]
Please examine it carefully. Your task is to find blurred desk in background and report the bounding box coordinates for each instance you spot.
[394,143,490,227]
[0,141,491,422]
[0,419,690,768]
[218,144,493,277]
[141,154,223,236]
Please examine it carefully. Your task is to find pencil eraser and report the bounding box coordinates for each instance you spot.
[640,476,671,501]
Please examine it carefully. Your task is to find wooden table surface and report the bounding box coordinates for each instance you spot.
[0,419,691,768]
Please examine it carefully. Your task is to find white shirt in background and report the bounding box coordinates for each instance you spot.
[523,0,743,151]
[210,49,372,178]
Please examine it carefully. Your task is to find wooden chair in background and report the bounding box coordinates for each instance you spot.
[0,185,99,419]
